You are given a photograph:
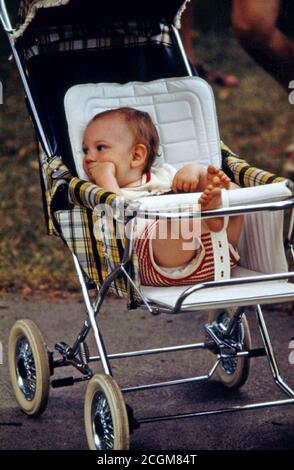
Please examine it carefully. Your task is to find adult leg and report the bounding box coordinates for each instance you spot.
[181,0,196,61]
[232,0,294,90]
[181,0,238,86]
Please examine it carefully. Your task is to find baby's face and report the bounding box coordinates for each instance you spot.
[82,115,135,186]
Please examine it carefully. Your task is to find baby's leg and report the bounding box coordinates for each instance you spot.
[151,174,223,268]
[152,173,243,269]
[199,177,224,232]
[151,218,201,268]
[199,178,244,244]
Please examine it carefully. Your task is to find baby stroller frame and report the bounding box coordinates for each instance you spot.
[1,0,294,450]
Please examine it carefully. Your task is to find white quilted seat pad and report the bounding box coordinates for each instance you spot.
[64,77,221,180]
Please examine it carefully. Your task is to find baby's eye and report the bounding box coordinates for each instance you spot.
[97,144,106,152]
[82,147,88,155]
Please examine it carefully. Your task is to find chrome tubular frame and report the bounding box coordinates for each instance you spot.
[64,196,294,376]
[0,0,12,32]
[61,193,294,424]
[287,207,294,263]
[136,304,294,424]
[255,304,294,398]
[137,398,294,425]
[170,24,193,77]
[71,253,112,376]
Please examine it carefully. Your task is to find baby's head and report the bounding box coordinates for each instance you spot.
[82,107,160,187]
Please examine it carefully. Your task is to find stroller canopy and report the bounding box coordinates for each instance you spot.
[14,0,190,40]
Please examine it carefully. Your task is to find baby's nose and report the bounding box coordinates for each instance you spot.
[85,154,96,163]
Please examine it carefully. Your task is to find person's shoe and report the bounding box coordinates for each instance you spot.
[194,61,238,87]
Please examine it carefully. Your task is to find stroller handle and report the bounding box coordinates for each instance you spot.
[0,0,13,32]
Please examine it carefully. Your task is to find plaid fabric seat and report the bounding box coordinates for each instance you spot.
[14,0,185,44]
[19,22,173,60]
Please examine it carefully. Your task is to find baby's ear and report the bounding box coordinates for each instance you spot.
[131,144,148,168]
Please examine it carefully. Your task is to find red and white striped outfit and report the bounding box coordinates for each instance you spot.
[135,221,239,287]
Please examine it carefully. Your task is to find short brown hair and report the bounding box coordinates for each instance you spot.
[90,107,160,173]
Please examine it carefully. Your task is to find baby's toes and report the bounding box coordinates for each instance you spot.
[212,175,221,186]
[220,174,230,189]
[207,165,219,183]
[207,165,219,175]
[205,184,214,193]
[199,192,209,204]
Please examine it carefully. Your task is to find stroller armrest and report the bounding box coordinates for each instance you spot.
[221,141,294,190]
[135,181,293,213]
[68,177,122,210]
[48,157,122,211]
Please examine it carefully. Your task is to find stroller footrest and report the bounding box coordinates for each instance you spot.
[247,348,267,358]
[51,377,75,388]
[51,375,91,388]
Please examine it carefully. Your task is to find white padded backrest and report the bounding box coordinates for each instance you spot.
[64,77,221,180]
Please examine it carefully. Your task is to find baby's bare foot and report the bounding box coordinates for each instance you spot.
[199,175,224,232]
[207,165,230,190]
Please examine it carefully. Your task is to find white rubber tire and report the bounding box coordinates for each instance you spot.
[8,319,50,416]
[85,374,130,450]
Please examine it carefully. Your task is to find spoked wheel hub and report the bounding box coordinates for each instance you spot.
[9,319,50,416]
[85,374,129,450]
[16,337,37,401]
[92,391,114,450]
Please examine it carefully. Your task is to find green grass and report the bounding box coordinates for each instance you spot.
[0,30,293,293]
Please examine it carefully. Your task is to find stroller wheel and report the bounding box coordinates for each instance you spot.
[8,319,50,416]
[84,374,129,450]
[208,308,252,389]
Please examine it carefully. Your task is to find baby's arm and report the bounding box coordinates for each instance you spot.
[171,163,207,193]
[83,159,121,195]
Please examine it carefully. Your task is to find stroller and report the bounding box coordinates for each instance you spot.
[1,0,294,450]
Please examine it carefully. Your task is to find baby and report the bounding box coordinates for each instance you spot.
[82,107,243,286]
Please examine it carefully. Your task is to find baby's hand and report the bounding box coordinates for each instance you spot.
[83,158,121,194]
[171,164,205,193]
[83,158,116,184]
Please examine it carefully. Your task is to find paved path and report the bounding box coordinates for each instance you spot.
[0,295,293,450]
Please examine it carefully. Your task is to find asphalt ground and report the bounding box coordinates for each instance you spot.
[0,295,293,450]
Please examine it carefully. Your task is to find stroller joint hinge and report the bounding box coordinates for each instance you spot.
[78,341,90,365]
[205,321,243,355]
[204,340,219,354]
[55,341,72,357]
